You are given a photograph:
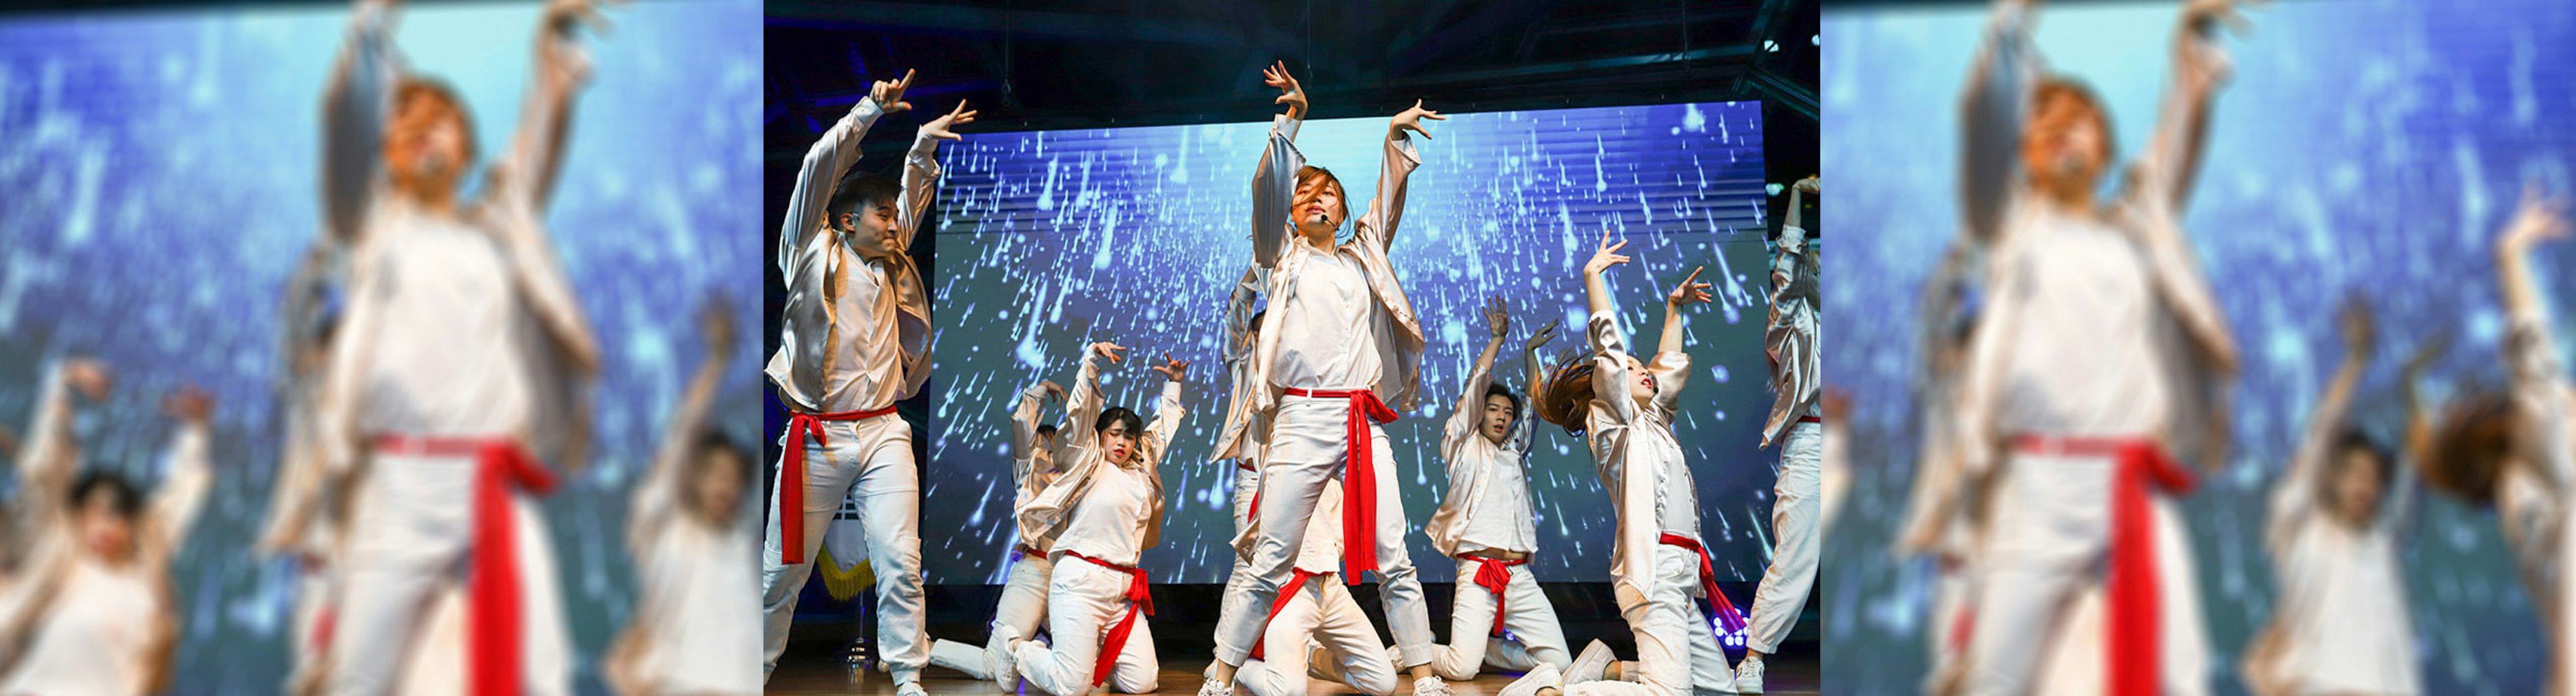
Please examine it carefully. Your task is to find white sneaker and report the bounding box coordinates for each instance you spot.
[894,683,928,696]
[1196,675,1236,696]
[1735,654,1766,694]
[1413,675,1454,696]
[1568,640,1615,684]
[986,624,1021,691]
[1498,662,1562,696]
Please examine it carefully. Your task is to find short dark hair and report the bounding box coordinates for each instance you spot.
[69,470,144,520]
[2326,426,2395,499]
[1483,383,1521,416]
[826,171,904,231]
[2032,76,2116,166]
[696,430,753,483]
[1293,166,1348,228]
[1248,310,1267,334]
[1095,407,1145,439]
[395,75,478,164]
[1035,424,1059,440]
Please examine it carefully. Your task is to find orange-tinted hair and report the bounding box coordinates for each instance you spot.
[2419,389,2518,506]
[1536,358,1596,436]
[1294,165,1349,227]
[2031,76,2115,166]
[395,76,478,164]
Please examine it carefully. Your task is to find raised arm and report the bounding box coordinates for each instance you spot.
[321,0,398,243]
[1960,0,2036,242]
[13,359,101,548]
[143,391,217,567]
[1514,319,1558,453]
[629,300,733,550]
[2129,0,2247,212]
[2497,185,2573,489]
[500,0,615,213]
[899,100,975,253]
[1649,266,1713,417]
[2267,301,2369,552]
[1144,356,1191,466]
[1010,381,1063,485]
[777,71,906,281]
[1444,297,1510,462]
[1066,342,1125,454]
[2388,334,2447,535]
[1582,230,1644,421]
[1355,101,1440,250]
[1222,266,1263,367]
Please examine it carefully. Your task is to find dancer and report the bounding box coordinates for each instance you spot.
[311,0,610,691]
[1945,0,2247,692]
[992,342,1185,695]
[0,380,214,696]
[926,377,1067,681]
[1739,175,1823,693]
[2414,187,2576,691]
[2239,301,2424,696]
[1503,232,1737,696]
[1205,264,1271,678]
[1201,59,1453,696]
[259,244,349,694]
[758,62,973,695]
[602,299,759,696]
[1232,485,1397,696]
[1420,297,1571,680]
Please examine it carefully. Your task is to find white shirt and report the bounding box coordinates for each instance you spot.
[322,205,535,468]
[2267,520,2418,693]
[1019,351,1183,568]
[1580,313,1699,598]
[1982,209,2167,440]
[633,521,761,694]
[1424,350,1539,557]
[1273,252,1388,391]
[765,97,937,414]
[0,560,162,696]
[1057,462,1159,567]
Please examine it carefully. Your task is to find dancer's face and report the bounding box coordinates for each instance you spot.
[1627,355,1656,401]
[2330,448,2385,529]
[387,90,470,204]
[838,199,904,262]
[1100,421,1138,466]
[77,490,136,563]
[1291,173,1346,242]
[1482,394,1516,444]
[692,446,747,526]
[2022,89,2107,203]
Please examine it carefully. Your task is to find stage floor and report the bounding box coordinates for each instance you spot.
[766,654,1823,695]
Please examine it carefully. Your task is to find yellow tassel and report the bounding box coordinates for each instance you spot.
[816,546,875,601]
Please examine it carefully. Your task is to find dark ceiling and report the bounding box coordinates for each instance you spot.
[764,0,1820,193]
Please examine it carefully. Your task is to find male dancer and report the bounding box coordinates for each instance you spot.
[1201,60,1454,696]
[758,64,972,696]
[1420,297,1571,680]
[0,380,214,696]
[1947,0,2247,693]
[604,299,759,696]
[992,342,1186,695]
[1506,236,1737,696]
[926,378,1066,680]
[1739,175,1822,693]
[311,0,610,691]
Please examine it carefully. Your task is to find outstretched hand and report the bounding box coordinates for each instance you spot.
[2502,181,2571,252]
[1668,266,1715,309]
[1391,100,1446,141]
[869,69,916,114]
[1584,229,1631,275]
[1263,61,1307,120]
[1792,175,1820,194]
[1037,381,1067,403]
[699,295,737,358]
[162,387,213,426]
[63,358,111,401]
[1091,342,1128,363]
[2336,295,2373,358]
[541,0,623,37]
[2181,0,2257,38]
[1485,297,1510,338]
[1524,319,1562,354]
[922,101,977,141]
[1150,352,1191,382]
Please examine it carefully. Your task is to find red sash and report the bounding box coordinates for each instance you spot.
[1656,533,1749,634]
[1063,551,1154,687]
[1247,566,1331,660]
[1464,555,1530,637]
[374,435,557,696]
[1798,415,1823,424]
[1281,388,1399,584]
[2012,434,2194,696]
[775,405,900,564]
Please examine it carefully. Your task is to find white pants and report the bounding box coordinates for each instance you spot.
[1964,453,2208,696]
[1560,546,1735,695]
[1012,556,1159,695]
[1428,558,1571,679]
[760,415,926,683]
[1746,420,1821,654]
[327,452,569,696]
[1238,575,1398,696]
[927,552,1053,680]
[1215,395,1434,666]
[1214,464,1264,660]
